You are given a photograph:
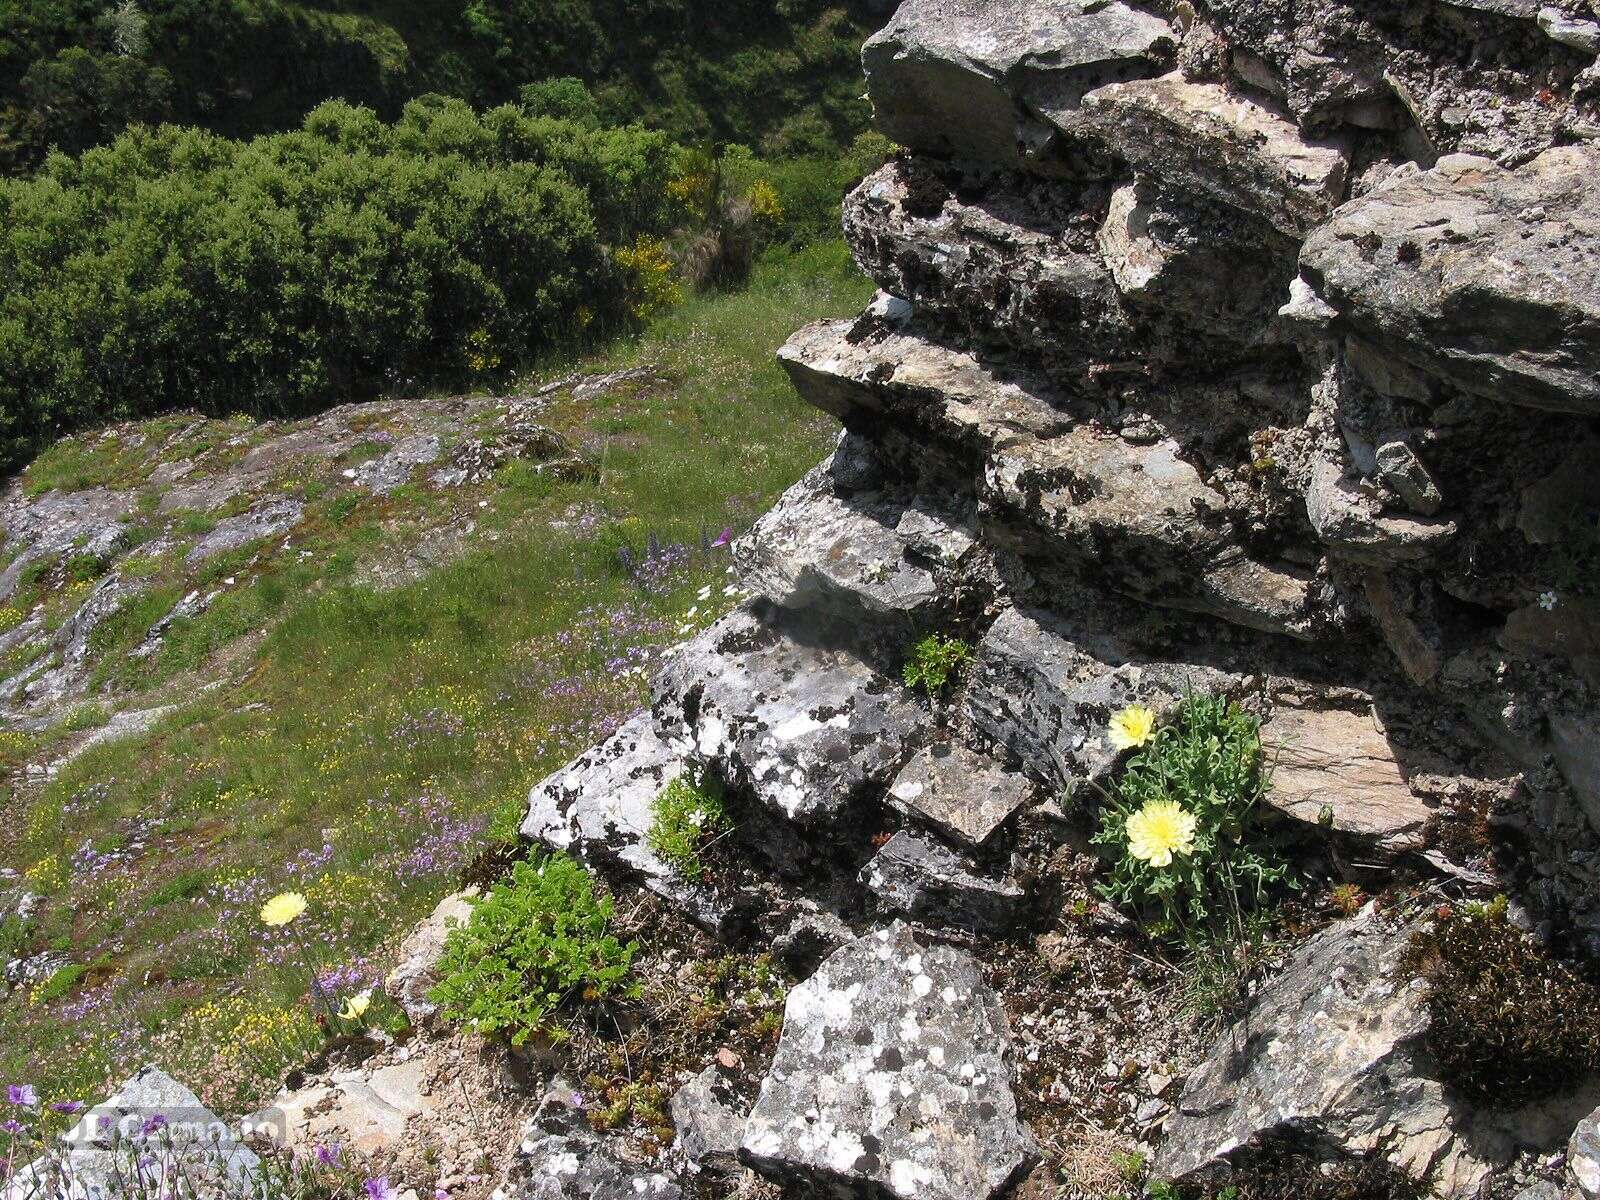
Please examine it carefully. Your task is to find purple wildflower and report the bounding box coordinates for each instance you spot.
[1,1119,21,1135]
[365,1177,399,1200]
[51,1100,86,1114]
[7,1084,36,1107]
[315,1142,343,1168]
[711,527,733,548]
[141,1114,168,1136]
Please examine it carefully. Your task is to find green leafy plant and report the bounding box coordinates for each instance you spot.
[902,633,974,696]
[1405,899,1600,1108]
[430,854,636,1045]
[648,774,731,883]
[1550,505,1600,597]
[1092,694,1291,937]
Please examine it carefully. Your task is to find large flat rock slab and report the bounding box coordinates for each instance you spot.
[1301,147,1600,415]
[1075,74,1350,236]
[862,0,1174,174]
[652,605,921,823]
[741,922,1037,1199]
[1261,704,1438,855]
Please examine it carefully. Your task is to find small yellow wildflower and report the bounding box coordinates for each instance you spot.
[1108,703,1157,750]
[337,989,372,1021]
[259,892,307,927]
[1125,800,1198,868]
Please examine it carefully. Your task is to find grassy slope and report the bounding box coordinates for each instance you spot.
[0,241,871,1112]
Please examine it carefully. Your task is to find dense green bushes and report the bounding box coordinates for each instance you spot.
[0,0,877,175]
[0,97,685,471]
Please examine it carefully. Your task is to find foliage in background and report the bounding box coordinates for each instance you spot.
[1405,899,1600,1108]
[430,854,637,1045]
[901,633,974,697]
[648,774,732,883]
[0,0,878,176]
[1092,695,1291,937]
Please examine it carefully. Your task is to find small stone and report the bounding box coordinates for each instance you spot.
[1573,1105,1600,1199]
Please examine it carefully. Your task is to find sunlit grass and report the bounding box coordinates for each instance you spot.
[0,240,870,1112]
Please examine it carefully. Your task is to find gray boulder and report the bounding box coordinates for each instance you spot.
[1157,907,1600,1196]
[523,712,738,933]
[1301,148,1600,416]
[860,830,1024,934]
[652,606,921,823]
[13,1066,260,1199]
[186,499,303,565]
[741,922,1037,1199]
[1307,459,1457,565]
[733,457,982,627]
[861,0,1174,174]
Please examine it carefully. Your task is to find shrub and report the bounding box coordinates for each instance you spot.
[430,854,636,1045]
[1092,694,1290,936]
[648,774,731,883]
[0,97,683,472]
[1404,901,1600,1108]
[902,633,974,696]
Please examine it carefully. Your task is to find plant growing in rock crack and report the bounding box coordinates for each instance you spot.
[429,853,637,1046]
[1091,695,1292,941]
[647,774,732,883]
[1548,504,1600,597]
[1404,896,1600,1108]
[901,633,974,697]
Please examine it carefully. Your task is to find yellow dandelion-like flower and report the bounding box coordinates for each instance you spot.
[259,892,307,927]
[337,989,372,1021]
[1125,800,1198,869]
[1108,704,1157,750]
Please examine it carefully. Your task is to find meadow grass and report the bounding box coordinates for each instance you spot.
[0,240,869,1113]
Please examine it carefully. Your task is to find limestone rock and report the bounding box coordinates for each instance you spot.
[734,457,981,627]
[861,0,1174,174]
[498,1104,682,1200]
[965,606,1234,797]
[1096,181,1296,344]
[1261,704,1437,855]
[1301,148,1600,416]
[843,162,1134,367]
[1307,460,1457,564]
[14,1066,260,1199]
[1157,907,1600,1195]
[384,888,478,1026]
[1075,74,1350,236]
[886,741,1032,847]
[652,605,921,823]
[248,1058,437,1158]
[1373,440,1444,516]
[1573,1105,1600,1200]
[780,318,1324,639]
[186,498,304,564]
[861,830,1024,933]
[740,922,1037,1199]
[523,712,738,933]
[671,1065,747,1176]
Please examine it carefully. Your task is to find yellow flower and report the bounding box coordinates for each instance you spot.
[259,892,307,927]
[1125,800,1198,868]
[1109,704,1157,750]
[337,989,372,1021]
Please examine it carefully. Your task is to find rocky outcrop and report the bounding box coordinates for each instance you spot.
[498,1102,682,1200]
[740,923,1037,1200]
[500,0,1600,1195]
[1157,908,1600,1195]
